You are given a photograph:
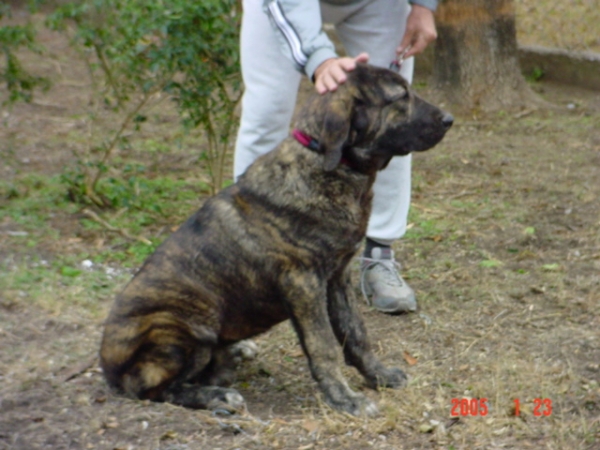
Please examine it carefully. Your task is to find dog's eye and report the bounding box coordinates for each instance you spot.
[387,90,409,104]
[398,90,410,101]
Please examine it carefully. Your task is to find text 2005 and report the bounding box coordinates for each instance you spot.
[450,398,489,416]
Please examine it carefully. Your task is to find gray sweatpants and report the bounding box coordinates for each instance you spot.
[234,0,414,244]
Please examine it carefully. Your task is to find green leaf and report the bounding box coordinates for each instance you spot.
[541,263,560,272]
[480,259,502,268]
[60,266,82,277]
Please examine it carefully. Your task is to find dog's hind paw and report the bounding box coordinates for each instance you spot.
[228,340,259,364]
[346,395,379,417]
[325,391,379,417]
[166,385,245,412]
[206,387,246,412]
[361,398,380,417]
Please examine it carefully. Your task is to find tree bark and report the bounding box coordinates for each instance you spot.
[433,0,536,111]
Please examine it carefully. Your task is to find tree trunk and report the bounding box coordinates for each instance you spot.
[433,0,536,111]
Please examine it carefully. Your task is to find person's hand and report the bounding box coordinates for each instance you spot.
[397,5,437,60]
[314,52,369,95]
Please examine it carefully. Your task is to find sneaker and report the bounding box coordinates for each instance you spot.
[359,247,417,313]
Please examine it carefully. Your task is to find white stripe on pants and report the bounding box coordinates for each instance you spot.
[234,0,414,243]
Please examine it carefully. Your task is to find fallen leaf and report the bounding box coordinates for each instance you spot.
[302,419,320,433]
[530,286,545,294]
[419,423,434,433]
[403,351,418,366]
[445,417,460,428]
[160,431,177,440]
[298,444,314,450]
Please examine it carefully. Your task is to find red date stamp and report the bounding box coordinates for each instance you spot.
[450,398,489,416]
[514,398,553,416]
[450,398,553,417]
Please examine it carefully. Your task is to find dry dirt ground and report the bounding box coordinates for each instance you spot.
[1,7,600,450]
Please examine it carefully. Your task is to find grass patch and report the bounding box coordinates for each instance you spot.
[1,255,130,318]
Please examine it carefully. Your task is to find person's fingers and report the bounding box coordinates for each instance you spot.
[314,53,371,94]
[338,53,369,71]
[404,37,425,58]
[337,58,356,73]
[335,61,351,81]
[354,52,370,64]
[315,75,328,94]
[322,65,342,91]
[316,69,339,94]
[323,71,340,91]
[397,34,413,57]
[314,59,335,94]
[397,31,435,59]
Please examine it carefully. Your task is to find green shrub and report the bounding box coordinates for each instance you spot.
[0,1,50,104]
[47,0,242,202]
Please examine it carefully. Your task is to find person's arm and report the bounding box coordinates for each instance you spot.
[263,0,337,80]
[410,0,438,12]
[264,0,370,94]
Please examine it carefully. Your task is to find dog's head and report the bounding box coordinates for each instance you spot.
[296,63,453,172]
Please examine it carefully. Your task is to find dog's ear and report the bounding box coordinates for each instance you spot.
[320,88,355,171]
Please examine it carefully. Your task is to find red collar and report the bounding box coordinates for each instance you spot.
[292,129,320,152]
[292,129,355,169]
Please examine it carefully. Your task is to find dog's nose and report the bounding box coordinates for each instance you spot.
[441,113,454,130]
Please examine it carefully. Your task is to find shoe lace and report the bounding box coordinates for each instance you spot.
[358,256,404,305]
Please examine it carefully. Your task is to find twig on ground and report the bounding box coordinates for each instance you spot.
[60,355,98,382]
[410,203,446,215]
[82,208,152,245]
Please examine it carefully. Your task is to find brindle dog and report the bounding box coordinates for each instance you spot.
[100,64,453,416]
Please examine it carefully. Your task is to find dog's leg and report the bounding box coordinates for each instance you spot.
[327,270,407,390]
[281,273,378,416]
[196,340,259,387]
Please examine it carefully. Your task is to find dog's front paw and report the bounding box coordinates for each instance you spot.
[376,367,407,389]
[324,388,379,417]
[204,386,246,412]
